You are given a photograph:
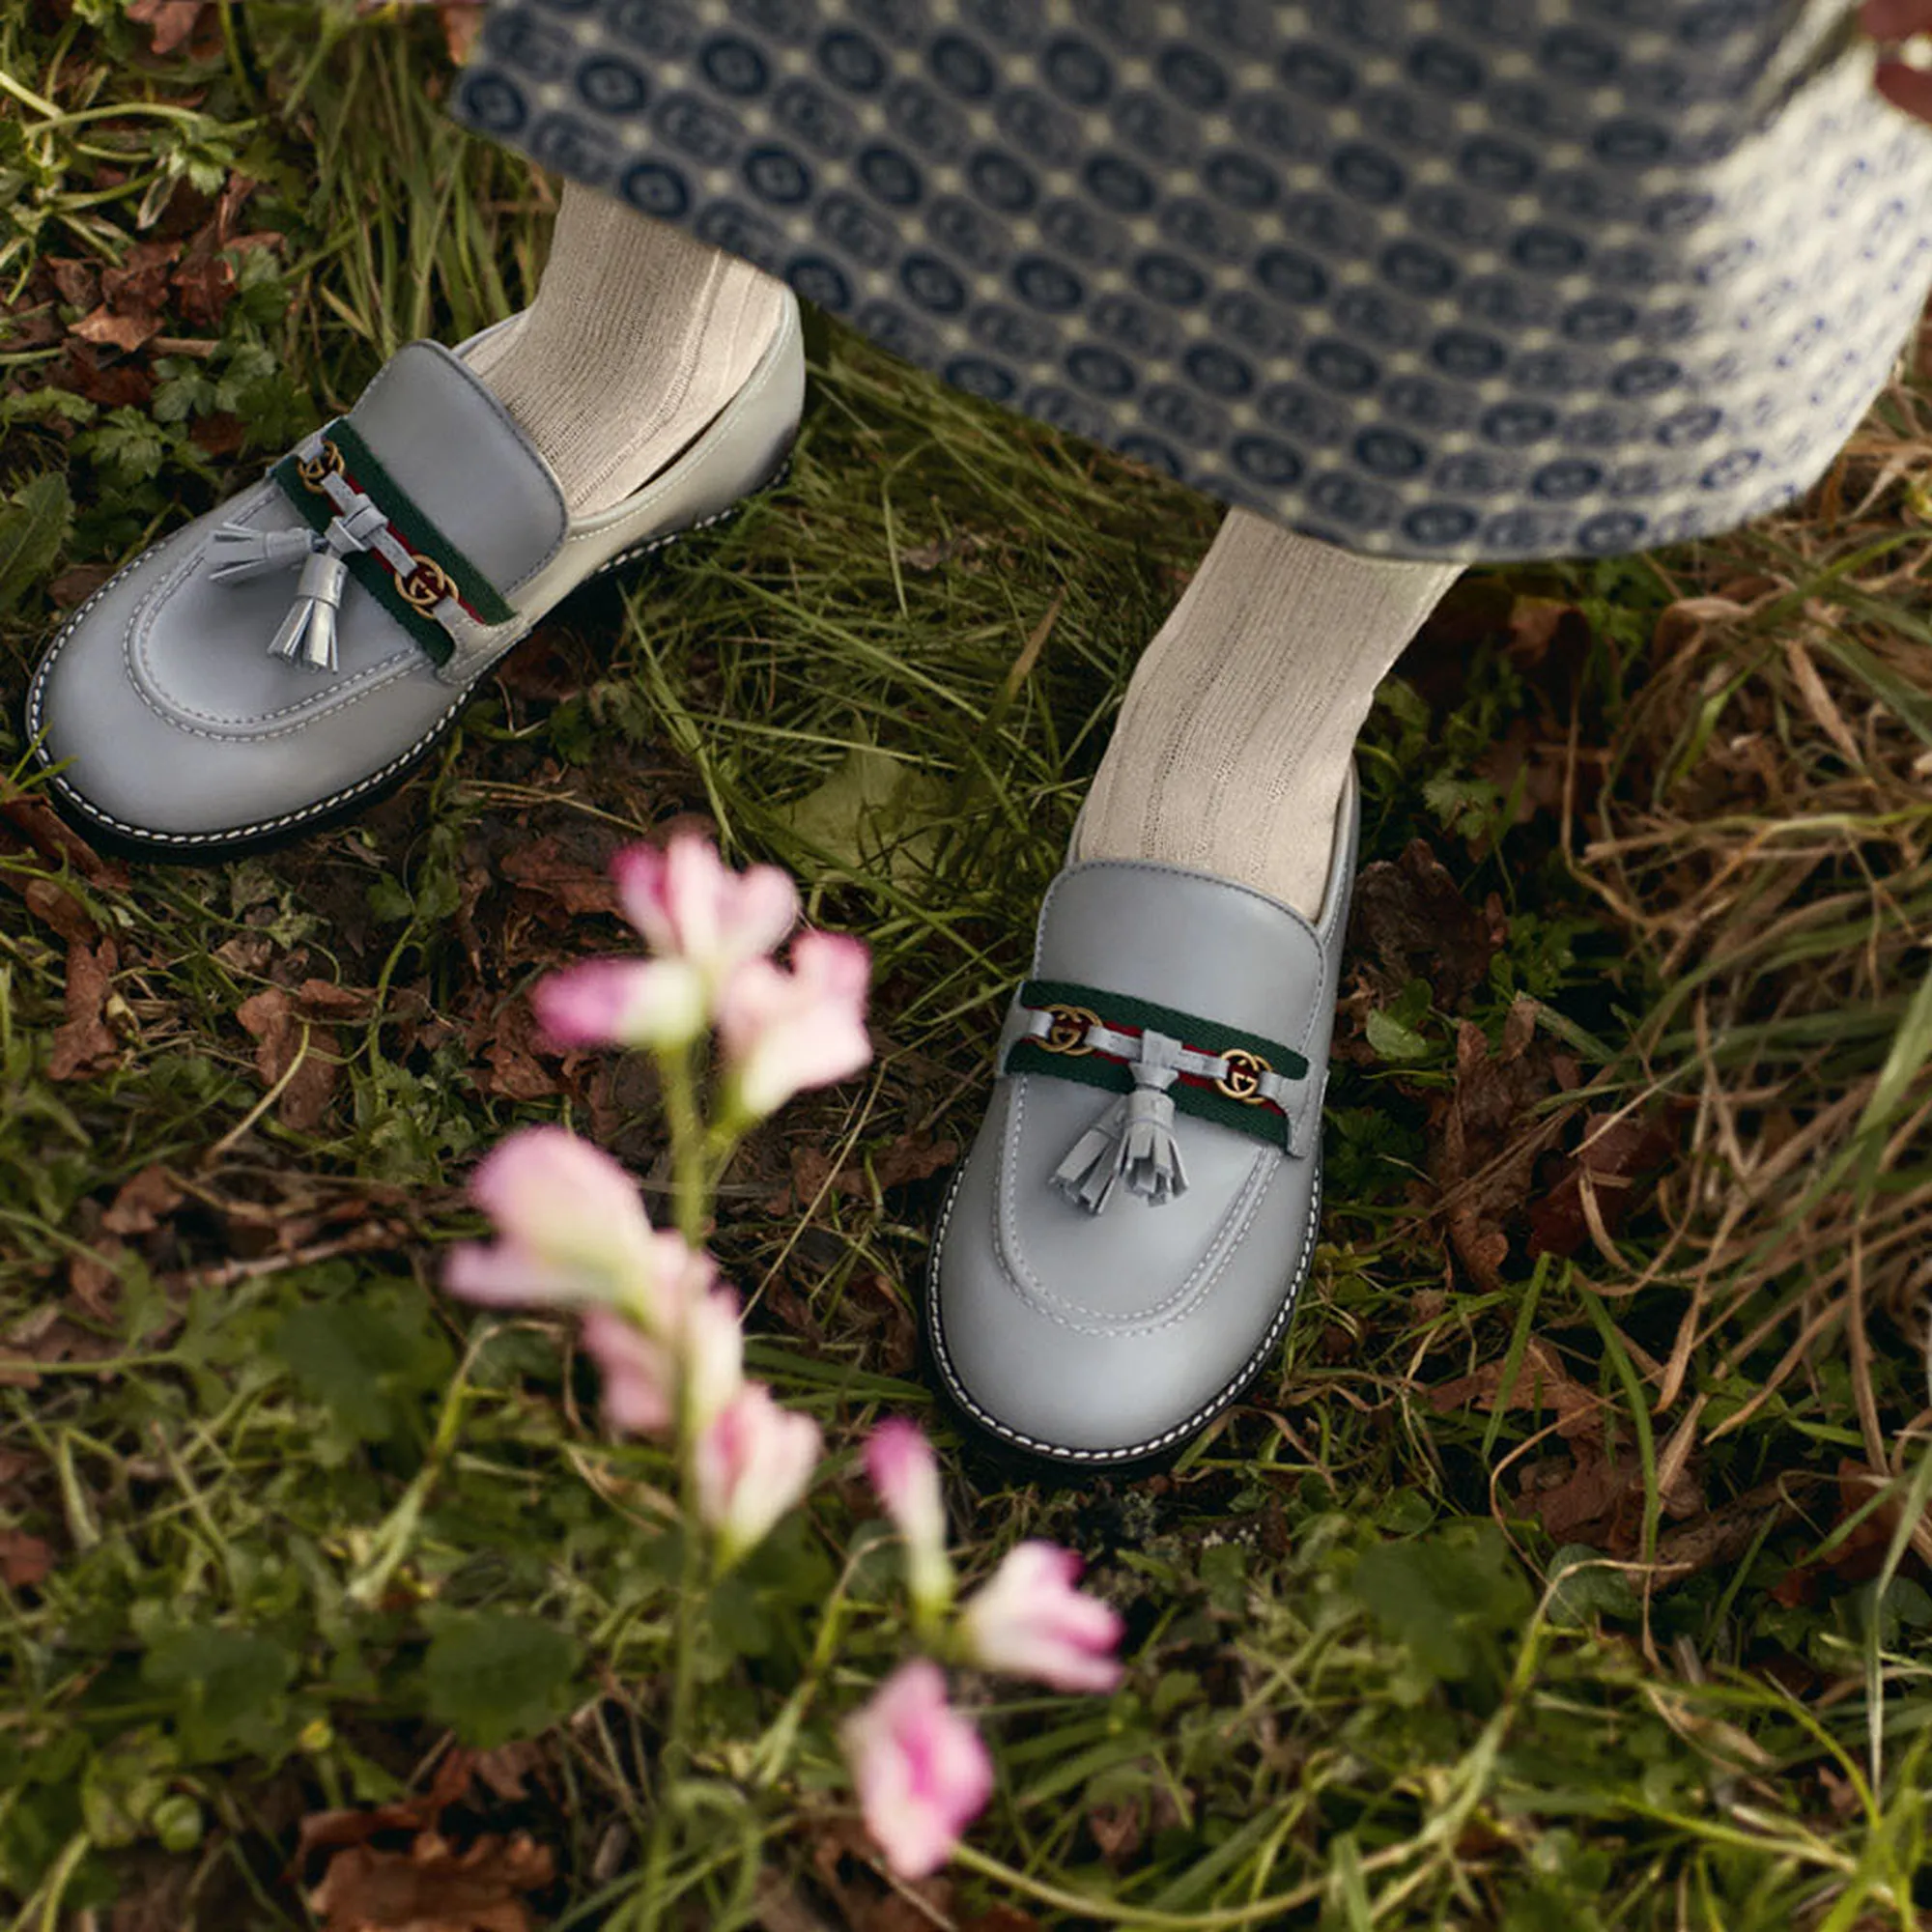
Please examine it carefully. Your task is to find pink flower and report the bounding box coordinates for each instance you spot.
[692,1384,822,1565]
[841,1661,992,1880]
[717,932,871,1120]
[612,836,798,983]
[581,1307,676,1436]
[532,956,706,1051]
[444,1127,669,1314]
[958,1543,1123,1694]
[680,1288,746,1435]
[865,1419,953,1615]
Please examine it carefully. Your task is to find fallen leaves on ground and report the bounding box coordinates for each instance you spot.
[1527,1111,1677,1261]
[300,1748,555,1932]
[0,1529,55,1589]
[1351,838,1505,1006]
[308,1833,554,1932]
[49,936,122,1081]
[1432,1333,1703,1554]
[1430,1000,1568,1293]
[237,986,341,1132]
[127,0,218,58]
[785,1818,1040,1932]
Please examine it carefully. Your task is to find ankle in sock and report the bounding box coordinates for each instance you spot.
[467,183,788,518]
[1076,509,1462,920]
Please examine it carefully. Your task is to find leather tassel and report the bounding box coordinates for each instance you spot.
[210,522,321,582]
[268,552,348,671]
[1049,1028,1189,1214]
[1051,1099,1131,1213]
[1118,1085,1187,1204]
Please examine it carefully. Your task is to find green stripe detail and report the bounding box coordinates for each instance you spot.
[328,421,515,623]
[1005,1038,1291,1151]
[999,978,1309,1153]
[1017,978,1310,1081]
[270,417,516,668]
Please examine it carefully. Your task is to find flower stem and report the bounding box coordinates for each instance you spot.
[660,1039,706,1247]
[636,1037,713,1930]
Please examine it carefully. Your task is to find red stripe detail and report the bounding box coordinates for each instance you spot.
[1044,1024,1286,1117]
[330,460,486,624]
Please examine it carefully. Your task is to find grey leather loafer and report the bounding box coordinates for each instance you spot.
[927,772,1359,1467]
[26,293,804,856]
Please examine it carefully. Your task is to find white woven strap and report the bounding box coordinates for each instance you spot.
[1013,1007,1300,1110]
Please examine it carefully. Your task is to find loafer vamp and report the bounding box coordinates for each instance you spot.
[32,506,461,842]
[932,1080,1320,1462]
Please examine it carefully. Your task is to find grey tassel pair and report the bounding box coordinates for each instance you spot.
[1050,1028,1190,1214]
[209,497,387,673]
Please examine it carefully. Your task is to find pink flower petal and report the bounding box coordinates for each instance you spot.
[959,1542,1124,1694]
[443,1239,585,1308]
[532,957,705,1050]
[692,1384,822,1562]
[842,1661,992,1880]
[612,835,798,979]
[718,931,871,1119]
[865,1418,952,1611]
[468,1127,657,1302]
[581,1307,676,1436]
[680,1289,746,1435]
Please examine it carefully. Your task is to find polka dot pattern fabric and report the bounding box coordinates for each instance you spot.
[453,0,1932,560]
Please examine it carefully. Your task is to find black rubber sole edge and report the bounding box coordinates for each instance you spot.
[24,456,792,867]
[922,1151,1323,1482]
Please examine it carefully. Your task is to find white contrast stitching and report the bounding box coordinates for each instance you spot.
[926,1155,1324,1465]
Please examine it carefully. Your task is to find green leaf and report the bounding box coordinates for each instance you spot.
[78,1729,176,1849]
[776,745,947,887]
[0,471,72,612]
[1545,1545,1641,1626]
[272,1290,451,1450]
[142,1624,296,1760]
[422,1612,581,1748]
[1350,1520,1532,1685]
[1365,1008,1431,1063]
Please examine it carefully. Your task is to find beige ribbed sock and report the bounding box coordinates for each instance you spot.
[1077,509,1463,920]
[466,183,788,516]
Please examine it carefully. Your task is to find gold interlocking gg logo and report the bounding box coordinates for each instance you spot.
[297,440,344,492]
[1040,1005,1098,1056]
[399,554,455,611]
[1215,1048,1270,1103]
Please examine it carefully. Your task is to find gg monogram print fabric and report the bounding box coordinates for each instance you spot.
[453,0,1932,560]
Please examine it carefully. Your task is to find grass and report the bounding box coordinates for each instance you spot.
[3,3,1932,1927]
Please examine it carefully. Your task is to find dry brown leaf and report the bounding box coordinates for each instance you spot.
[1429,1336,1596,1440]
[237,987,340,1132]
[47,258,100,308]
[49,937,120,1082]
[127,0,213,57]
[497,836,621,920]
[1527,1112,1675,1261]
[1350,838,1502,1006]
[0,1530,55,1589]
[102,1166,185,1236]
[70,304,161,355]
[1431,1000,1560,1293]
[298,1749,478,1863]
[308,1833,553,1932]
[101,238,180,316]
